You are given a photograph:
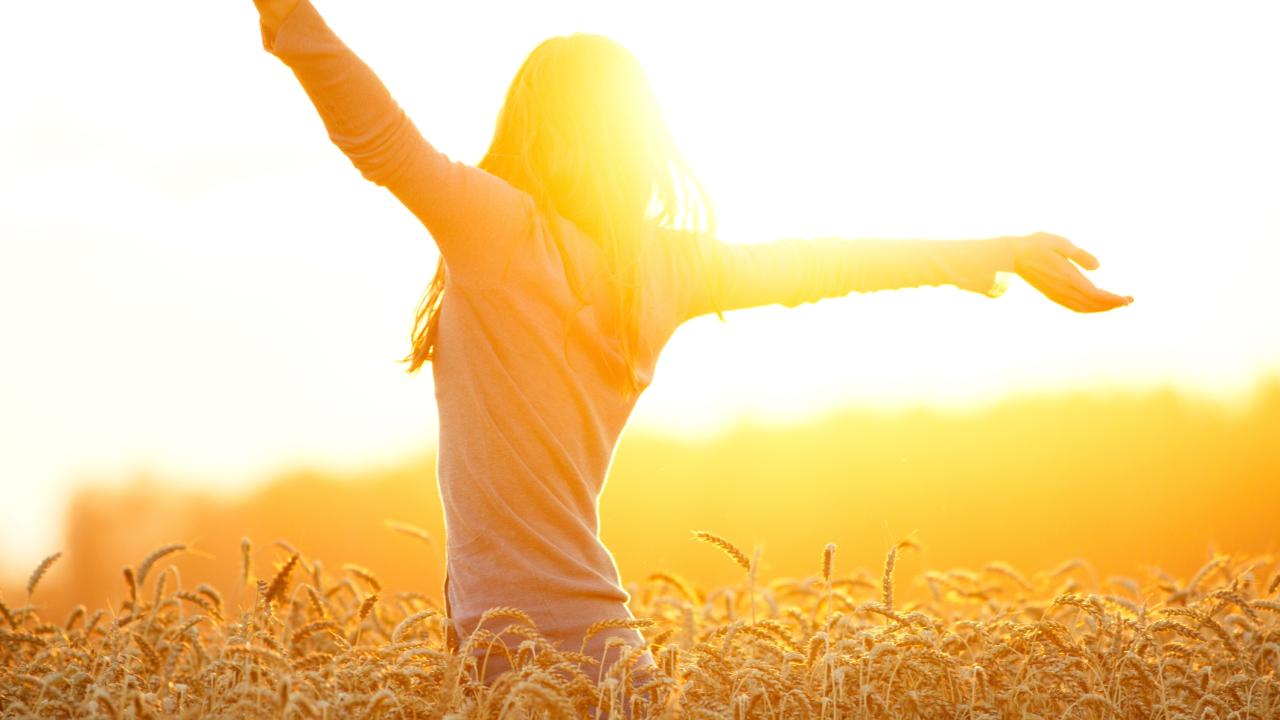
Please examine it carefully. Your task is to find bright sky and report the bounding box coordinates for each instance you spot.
[1,0,1277,571]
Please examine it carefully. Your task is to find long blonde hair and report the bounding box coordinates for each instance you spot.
[402,33,714,399]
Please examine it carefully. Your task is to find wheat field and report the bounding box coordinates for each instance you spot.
[2,534,1278,719]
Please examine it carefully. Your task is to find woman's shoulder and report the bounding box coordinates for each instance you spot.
[652,226,724,288]
[651,225,710,263]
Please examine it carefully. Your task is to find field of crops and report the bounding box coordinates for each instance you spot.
[2,534,1278,719]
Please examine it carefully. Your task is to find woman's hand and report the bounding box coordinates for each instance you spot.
[253,0,301,37]
[1008,232,1133,312]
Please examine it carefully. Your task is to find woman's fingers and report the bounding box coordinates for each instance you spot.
[1054,248,1134,310]
[1023,245,1132,312]
[1055,260,1132,312]
[1067,244,1101,271]
[1038,232,1100,270]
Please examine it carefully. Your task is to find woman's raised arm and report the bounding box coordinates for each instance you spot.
[252,0,534,284]
[253,0,299,36]
[681,233,1131,320]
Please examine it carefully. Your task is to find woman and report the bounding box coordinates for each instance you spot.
[250,0,1132,682]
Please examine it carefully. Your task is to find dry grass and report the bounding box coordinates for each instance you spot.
[2,539,1277,719]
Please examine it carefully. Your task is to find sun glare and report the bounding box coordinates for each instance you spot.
[0,0,1276,570]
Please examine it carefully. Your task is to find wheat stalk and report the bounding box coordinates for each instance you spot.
[647,572,698,603]
[265,553,300,606]
[580,618,655,653]
[882,545,898,612]
[122,567,137,607]
[136,544,185,588]
[27,552,61,598]
[692,531,750,572]
[345,593,379,648]
[0,598,17,630]
[391,610,438,643]
[240,537,252,585]
[386,521,434,547]
[344,564,383,593]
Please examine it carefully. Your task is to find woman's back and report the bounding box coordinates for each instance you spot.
[431,209,685,670]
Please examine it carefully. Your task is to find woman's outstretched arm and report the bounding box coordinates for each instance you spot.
[681,232,1131,320]
[251,0,533,284]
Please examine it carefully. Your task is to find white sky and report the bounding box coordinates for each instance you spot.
[1,0,1277,571]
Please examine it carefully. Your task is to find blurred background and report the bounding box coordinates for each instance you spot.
[2,0,1277,617]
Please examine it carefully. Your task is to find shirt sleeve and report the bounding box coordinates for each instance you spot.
[260,0,534,285]
[681,235,1015,321]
